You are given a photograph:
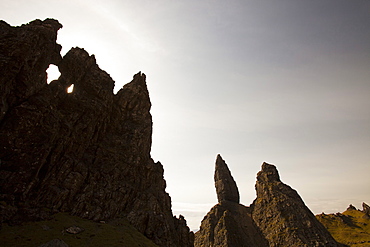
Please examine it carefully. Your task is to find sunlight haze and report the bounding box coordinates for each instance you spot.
[2,0,370,230]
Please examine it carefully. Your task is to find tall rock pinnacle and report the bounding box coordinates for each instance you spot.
[214,154,240,203]
[252,162,342,247]
[195,155,268,247]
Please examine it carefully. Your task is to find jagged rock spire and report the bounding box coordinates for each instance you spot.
[253,162,341,247]
[214,154,240,203]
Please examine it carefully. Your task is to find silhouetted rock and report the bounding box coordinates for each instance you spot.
[0,19,193,247]
[214,154,239,203]
[362,202,370,215]
[195,201,269,247]
[252,162,342,247]
[195,155,268,247]
[347,204,357,211]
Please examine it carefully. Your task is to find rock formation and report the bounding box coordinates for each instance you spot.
[0,19,193,247]
[347,204,357,211]
[362,202,370,216]
[252,162,342,247]
[214,154,240,203]
[195,155,268,247]
[196,158,344,247]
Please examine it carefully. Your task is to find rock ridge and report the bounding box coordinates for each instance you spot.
[0,19,193,247]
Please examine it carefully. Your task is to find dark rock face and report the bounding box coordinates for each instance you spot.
[196,159,344,247]
[195,155,268,247]
[347,204,357,211]
[195,201,268,247]
[362,202,370,216]
[0,19,62,122]
[252,162,342,247]
[0,19,193,247]
[214,154,239,203]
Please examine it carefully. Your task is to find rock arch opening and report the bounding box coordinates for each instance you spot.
[46,64,61,84]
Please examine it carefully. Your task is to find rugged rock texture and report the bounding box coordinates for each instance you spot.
[196,158,345,247]
[0,19,193,247]
[214,154,239,203]
[362,202,370,216]
[195,155,268,247]
[195,201,269,247]
[252,162,342,247]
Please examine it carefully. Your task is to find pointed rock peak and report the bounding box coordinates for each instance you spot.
[132,71,146,85]
[347,204,357,210]
[363,202,370,215]
[214,154,240,203]
[257,162,281,183]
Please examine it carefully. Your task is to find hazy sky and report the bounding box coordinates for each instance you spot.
[2,0,370,230]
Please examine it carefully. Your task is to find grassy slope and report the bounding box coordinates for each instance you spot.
[0,213,158,247]
[316,209,370,247]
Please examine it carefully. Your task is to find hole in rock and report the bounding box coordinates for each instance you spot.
[46,64,61,84]
[67,84,74,93]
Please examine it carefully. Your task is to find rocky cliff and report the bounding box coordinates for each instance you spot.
[195,157,343,247]
[0,19,193,247]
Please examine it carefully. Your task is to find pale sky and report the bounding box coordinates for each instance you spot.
[2,0,370,231]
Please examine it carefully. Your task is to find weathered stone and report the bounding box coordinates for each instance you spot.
[347,204,357,211]
[65,226,84,234]
[252,162,342,247]
[0,19,193,247]
[195,155,268,247]
[362,202,370,215]
[195,201,268,247]
[214,154,239,203]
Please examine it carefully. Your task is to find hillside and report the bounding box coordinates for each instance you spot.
[316,204,370,247]
[0,213,158,247]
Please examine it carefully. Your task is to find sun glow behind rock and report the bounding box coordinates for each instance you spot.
[67,84,74,93]
[46,64,60,84]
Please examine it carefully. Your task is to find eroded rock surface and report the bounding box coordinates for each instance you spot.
[196,158,344,247]
[195,155,268,247]
[252,162,342,247]
[214,154,239,203]
[0,19,193,247]
[362,202,370,216]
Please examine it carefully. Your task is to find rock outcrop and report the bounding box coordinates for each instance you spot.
[362,202,370,216]
[214,154,240,203]
[195,155,268,247]
[196,158,344,247]
[0,19,193,247]
[252,162,342,247]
